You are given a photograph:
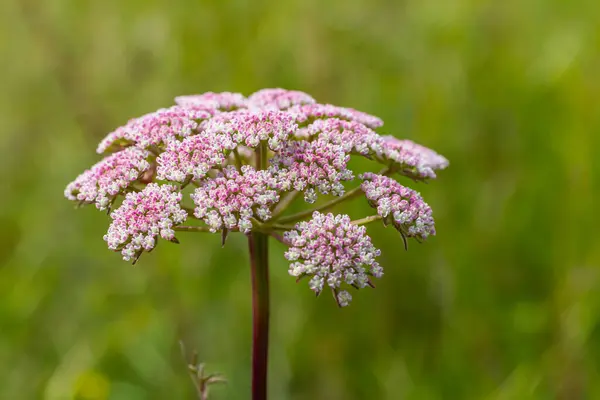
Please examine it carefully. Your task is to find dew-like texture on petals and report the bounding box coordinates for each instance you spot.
[361,173,435,240]
[290,103,384,129]
[104,183,187,262]
[64,147,151,210]
[175,92,248,112]
[156,133,234,182]
[284,212,382,306]
[96,107,211,153]
[248,88,316,110]
[378,136,449,180]
[191,165,282,233]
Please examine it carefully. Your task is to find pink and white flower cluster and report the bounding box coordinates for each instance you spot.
[361,173,435,240]
[97,107,211,153]
[191,165,282,233]
[65,147,151,210]
[103,184,188,262]
[284,212,383,307]
[248,88,316,110]
[65,88,448,305]
[175,92,247,111]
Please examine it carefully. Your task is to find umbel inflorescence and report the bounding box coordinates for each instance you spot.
[65,89,448,307]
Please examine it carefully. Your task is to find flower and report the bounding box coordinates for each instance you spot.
[269,117,383,202]
[247,88,316,110]
[104,183,188,262]
[284,212,383,306]
[156,133,233,182]
[191,165,282,233]
[65,147,151,210]
[96,123,134,154]
[361,173,435,240]
[198,109,298,152]
[377,136,449,180]
[270,136,353,202]
[336,290,353,307]
[66,88,447,305]
[290,103,384,129]
[97,106,211,153]
[175,92,248,111]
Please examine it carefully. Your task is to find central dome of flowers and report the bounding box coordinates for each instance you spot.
[65,88,448,305]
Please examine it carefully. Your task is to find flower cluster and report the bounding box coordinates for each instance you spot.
[97,106,211,153]
[175,92,248,111]
[284,212,383,307]
[156,133,233,182]
[301,117,378,156]
[224,110,298,150]
[290,103,384,129]
[104,183,188,262]
[378,136,449,180]
[270,137,353,202]
[269,117,387,202]
[361,173,435,241]
[65,88,447,305]
[65,147,151,210]
[247,88,316,110]
[191,165,281,233]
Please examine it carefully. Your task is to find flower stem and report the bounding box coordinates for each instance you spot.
[275,187,363,224]
[275,167,391,224]
[268,232,286,244]
[271,191,300,220]
[233,148,243,170]
[247,232,270,400]
[351,214,382,226]
[270,224,296,231]
[174,226,212,232]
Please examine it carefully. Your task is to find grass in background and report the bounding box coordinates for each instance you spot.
[0,0,599,398]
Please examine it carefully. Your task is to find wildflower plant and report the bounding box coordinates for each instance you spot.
[65,88,448,399]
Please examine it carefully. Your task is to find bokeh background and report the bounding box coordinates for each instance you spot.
[1,0,599,399]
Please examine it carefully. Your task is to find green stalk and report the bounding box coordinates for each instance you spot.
[275,167,391,224]
[351,214,382,226]
[275,186,363,224]
[270,191,300,220]
[233,148,244,170]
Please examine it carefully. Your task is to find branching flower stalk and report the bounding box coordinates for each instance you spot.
[64,88,448,400]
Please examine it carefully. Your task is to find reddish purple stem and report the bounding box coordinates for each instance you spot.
[248,232,270,400]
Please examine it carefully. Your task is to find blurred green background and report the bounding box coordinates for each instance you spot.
[1,0,599,399]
